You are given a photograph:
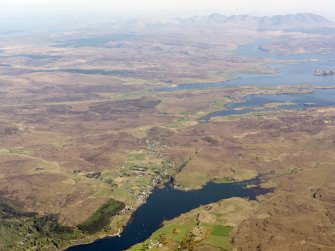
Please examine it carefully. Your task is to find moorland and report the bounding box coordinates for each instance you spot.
[0,13,335,251]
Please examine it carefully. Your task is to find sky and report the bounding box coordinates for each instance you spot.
[1,0,335,20]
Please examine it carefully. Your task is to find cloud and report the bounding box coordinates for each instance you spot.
[1,0,335,19]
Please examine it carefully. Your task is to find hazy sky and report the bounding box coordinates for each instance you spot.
[1,0,335,20]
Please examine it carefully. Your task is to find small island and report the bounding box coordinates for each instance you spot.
[314,69,334,76]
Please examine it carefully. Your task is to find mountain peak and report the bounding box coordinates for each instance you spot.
[119,13,334,32]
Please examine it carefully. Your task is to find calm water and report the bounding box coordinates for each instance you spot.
[232,42,335,86]
[56,34,138,48]
[159,41,335,92]
[200,88,335,120]
[41,69,131,77]
[67,179,269,251]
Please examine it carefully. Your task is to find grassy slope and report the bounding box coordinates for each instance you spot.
[128,198,255,251]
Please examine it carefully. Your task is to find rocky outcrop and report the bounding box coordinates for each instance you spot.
[314,69,334,76]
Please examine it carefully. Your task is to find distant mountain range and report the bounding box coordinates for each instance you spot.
[117,13,335,32]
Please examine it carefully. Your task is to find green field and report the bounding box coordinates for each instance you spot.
[211,225,233,236]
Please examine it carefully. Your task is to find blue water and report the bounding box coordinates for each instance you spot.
[201,88,335,120]
[67,179,269,251]
[159,41,335,92]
